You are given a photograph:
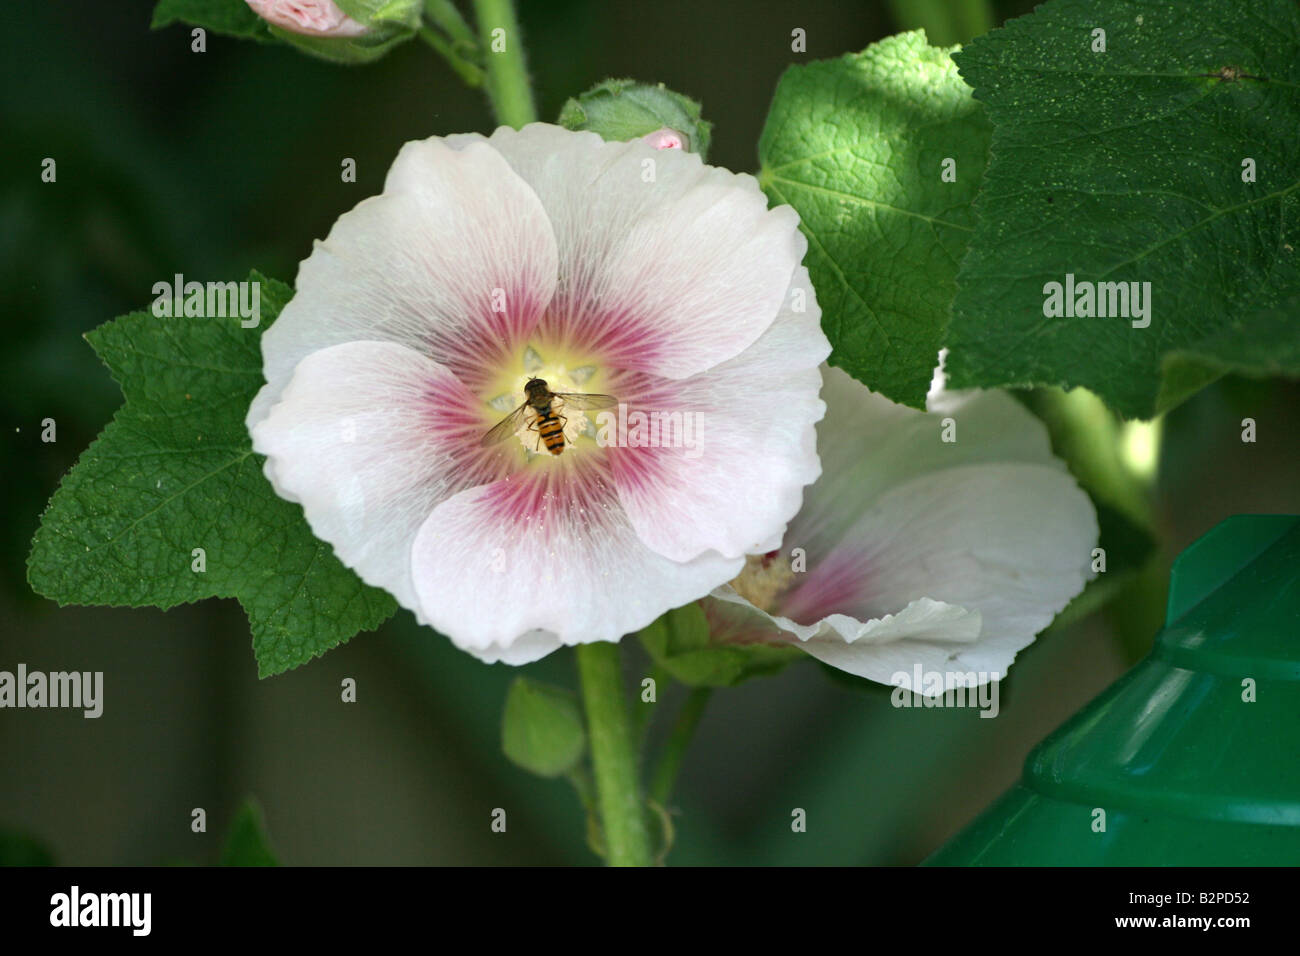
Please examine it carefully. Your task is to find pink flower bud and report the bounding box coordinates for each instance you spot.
[641,128,686,151]
[245,0,369,38]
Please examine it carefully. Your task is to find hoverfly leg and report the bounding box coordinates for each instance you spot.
[520,417,542,453]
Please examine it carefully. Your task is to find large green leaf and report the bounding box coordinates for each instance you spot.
[948,0,1300,419]
[27,273,396,677]
[758,31,992,408]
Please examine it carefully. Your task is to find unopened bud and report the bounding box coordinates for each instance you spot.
[558,79,713,160]
[244,0,421,63]
[245,0,368,37]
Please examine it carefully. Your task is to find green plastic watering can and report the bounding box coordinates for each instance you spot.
[926,514,1300,866]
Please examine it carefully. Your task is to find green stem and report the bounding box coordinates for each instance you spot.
[418,25,485,88]
[649,688,711,805]
[472,0,537,128]
[424,0,478,49]
[576,642,651,867]
[633,663,669,740]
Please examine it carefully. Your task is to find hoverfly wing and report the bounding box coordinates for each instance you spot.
[552,392,618,411]
[480,402,531,447]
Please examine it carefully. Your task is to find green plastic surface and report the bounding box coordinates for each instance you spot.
[926,515,1300,866]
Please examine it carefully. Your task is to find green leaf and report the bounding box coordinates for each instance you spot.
[1164,293,1300,386]
[639,602,801,688]
[501,677,586,778]
[220,800,279,866]
[27,272,397,677]
[947,0,1300,419]
[758,31,992,409]
[151,0,274,41]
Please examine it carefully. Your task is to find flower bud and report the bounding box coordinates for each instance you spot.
[244,0,421,63]
[558,79,713,160]
[245,0,367,37]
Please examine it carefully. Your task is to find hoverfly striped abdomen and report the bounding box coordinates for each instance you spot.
[536,408,567,455]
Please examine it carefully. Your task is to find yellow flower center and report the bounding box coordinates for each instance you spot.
[484,345,610,457]
[729,552,795,614]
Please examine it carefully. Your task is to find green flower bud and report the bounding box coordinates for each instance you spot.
[557,78,713,160]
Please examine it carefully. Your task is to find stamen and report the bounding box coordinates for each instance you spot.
[729,551,795,613]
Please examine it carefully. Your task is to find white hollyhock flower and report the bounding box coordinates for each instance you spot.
[247,123,829,664]
[706,363,1098,688]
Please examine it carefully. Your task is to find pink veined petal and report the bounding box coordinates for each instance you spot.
[247,136,559,431]
[774,462,1095,678]
[250,340,505,612]
[607,266,830,563]
[777,546,875,626]
[459,123,807,379]
[408,455,744,654]
[836,464,1096,635]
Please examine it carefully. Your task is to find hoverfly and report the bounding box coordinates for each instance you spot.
[480,378,618,456]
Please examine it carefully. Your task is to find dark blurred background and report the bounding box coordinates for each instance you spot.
[2,0,1296,865]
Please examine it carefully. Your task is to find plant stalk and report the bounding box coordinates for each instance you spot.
[472,0,537,128]
[649,688,711,805]
[576,642,652,866]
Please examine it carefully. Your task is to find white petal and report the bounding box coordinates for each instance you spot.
[773,462,1095,680]
[250,340,494,611]
[247,136,559,429]
[465,630,564,666]
[408,462,743,652]
[852,464,1095,635]
[706,587,985,688]
[609,266,829,562]
[470,123,807,379]
[792,366,1062,555]
[790,599,989,684]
